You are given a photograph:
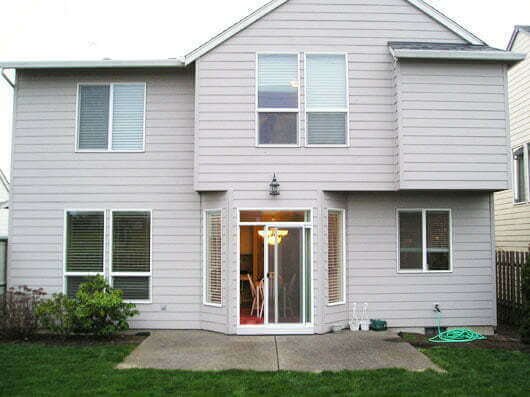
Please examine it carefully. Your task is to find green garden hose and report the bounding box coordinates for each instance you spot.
[428,310,486,343]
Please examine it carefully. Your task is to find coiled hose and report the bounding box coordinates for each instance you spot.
[428,310,487,343]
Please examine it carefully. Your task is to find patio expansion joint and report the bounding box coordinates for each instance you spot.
[274,336,280,371]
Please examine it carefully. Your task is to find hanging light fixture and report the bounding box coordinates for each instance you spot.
[258,229,288,245]
[269,173,280,196]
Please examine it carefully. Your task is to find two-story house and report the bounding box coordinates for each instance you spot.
[495,26,530,251]
[0,0,524,335]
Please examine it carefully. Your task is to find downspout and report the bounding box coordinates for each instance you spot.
[0,68,15,88]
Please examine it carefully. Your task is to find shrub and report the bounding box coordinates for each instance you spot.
[520,255,530,344]
[72,276,139,338]
[0,286,46,339]
[36,293,77,337]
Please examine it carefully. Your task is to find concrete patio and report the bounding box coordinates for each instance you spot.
[117,330,441,372]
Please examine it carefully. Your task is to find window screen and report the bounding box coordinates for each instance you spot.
[205,210,222,305]
[78,85,110,150]
[328,210,345,304]
[398,211,423,270]
[257,54,298,145]
[306,54,348,145]
[426,211,450,271]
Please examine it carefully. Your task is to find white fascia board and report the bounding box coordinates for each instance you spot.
[405,0,484,45]
[0,59,185,69]
[390,48,526,63]
[184,0,289,64]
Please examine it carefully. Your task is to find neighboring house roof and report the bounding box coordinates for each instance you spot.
[1,0,487,70]
[507,25,530,51]
[389,42,525,63]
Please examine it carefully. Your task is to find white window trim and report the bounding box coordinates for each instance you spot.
[327,208,347,306]
[63,209,107,295]
[304,52,350,148]
[109,209,153,304]
[75,82,147,153]
[396,208,453,274]
[203,209,223,307]
[255,52,301,148]
[512,144,530,205]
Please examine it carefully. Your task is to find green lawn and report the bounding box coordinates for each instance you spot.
[1,342,529,396]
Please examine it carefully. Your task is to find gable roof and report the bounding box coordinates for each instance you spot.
[507,25,530,51]
[184,0,485,64]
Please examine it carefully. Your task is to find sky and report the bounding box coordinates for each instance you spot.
[0,0,529,180]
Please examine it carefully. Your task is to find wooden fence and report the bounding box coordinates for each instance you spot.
[496,250,528,326]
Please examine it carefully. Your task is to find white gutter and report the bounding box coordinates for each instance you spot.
[0,68,15,88]
[0,59,185,70]
[389,48,526,63]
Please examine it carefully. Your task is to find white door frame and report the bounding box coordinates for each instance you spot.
[236,209,314,335]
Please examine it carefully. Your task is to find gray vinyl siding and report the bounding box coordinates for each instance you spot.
[195,0,466,192]
[495,32,530,251]
[8,68,202,329]
[347,191,496,328]
[396,61,511,190]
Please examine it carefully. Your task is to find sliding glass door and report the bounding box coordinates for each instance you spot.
[264,226,310,325]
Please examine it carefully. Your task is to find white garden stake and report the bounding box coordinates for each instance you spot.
[360,302,370,331]
[349,303,359,331]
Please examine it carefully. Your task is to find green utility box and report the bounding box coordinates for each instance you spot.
[369,319,387,331]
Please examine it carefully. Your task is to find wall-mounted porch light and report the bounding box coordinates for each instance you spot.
[269,173,280,196]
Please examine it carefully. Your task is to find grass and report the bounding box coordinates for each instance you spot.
[0,342,529,396]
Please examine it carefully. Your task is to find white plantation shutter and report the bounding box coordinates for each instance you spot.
[111,84,145,151]
[205,210,222,305]
[328,210,345,304]
[78,85,110,149]
[306,54,348,145]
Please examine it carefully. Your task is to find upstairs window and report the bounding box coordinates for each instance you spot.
[305,54,348,146]
[513,146,528,203]
[77,83,146,151]
[257,54,299,145]
[398,209,451,272]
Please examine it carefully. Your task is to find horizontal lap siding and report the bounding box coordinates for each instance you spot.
[196,0,465,192]
[347,191,496,328]
[494,33,530,250]
[9,69,201,329]
[397,61,510,190]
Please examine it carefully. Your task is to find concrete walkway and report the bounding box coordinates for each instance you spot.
[118,330,441,372]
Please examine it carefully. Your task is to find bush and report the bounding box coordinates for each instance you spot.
[0,286,46,339]
[36,293,77,337]
[74,276,139,337]
[37,276,138,338]
[520,255,530,344]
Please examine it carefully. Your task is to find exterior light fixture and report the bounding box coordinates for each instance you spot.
[269,173,280,196]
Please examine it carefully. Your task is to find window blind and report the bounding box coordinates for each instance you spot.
[112,276,150,300]
[205,210,222,305]
[65,211,105,272]
[78,85,110,149]
[328,210,344,304]
[307,113,347,145]
[514,147,527,203]
[66,276,90,298]
[258,54,298,109]
[306,54,347,145]
[112,211,151,272]
[111,84,145,151]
